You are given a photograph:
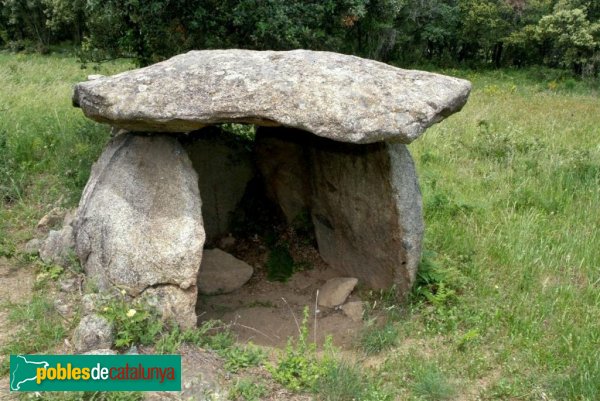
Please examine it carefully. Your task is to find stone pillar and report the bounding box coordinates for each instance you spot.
[309,140,423,295]
[75,133,205,328]
[255,127,424,296]
[183,128,254,243]
[254,129,311,224]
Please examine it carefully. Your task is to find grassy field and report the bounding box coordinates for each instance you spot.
[0,52,599,401]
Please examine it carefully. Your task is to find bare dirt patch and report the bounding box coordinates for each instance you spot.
[198,262,366,350]
[0,257,36,400]
[0,258,35,348]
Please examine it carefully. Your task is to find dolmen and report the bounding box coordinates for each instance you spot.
[72,49,471,327]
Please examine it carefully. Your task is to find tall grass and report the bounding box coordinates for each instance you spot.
[0,52,131,254]
[406,69,600,400]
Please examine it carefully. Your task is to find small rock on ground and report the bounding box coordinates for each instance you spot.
[198,248,254,295]
[341,301,364,322]
[36,207,65,232]
[72,314,114,353]
[318,277,358,308]
[39,225,75,267]
[23,238,42,255]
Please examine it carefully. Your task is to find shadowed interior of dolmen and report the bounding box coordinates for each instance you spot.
[181,124,377,348]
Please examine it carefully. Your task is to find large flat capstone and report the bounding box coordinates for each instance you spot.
[73,49,471,144]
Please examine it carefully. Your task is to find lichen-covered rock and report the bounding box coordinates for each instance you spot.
[73,314,113,353]
[74,133,204,327]
[23,238,42,255]
[141,285,198,328]
[36,207,79,265]
[39,225,75,267]
[73,49,471,144]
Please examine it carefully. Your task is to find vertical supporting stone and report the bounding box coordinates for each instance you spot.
[255,128,311,223]
[183,128,254,242]
[309,140,423,295]
[75,133,205,328]
[255,127,424,296]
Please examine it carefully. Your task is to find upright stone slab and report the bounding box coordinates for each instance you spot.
[183,128,254,243]
[309,140,423,295]
[255,127,423,295]
[75,133,204,327]
[255,129,311,223]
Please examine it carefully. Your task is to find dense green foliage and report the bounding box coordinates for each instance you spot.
[1,0,599,74]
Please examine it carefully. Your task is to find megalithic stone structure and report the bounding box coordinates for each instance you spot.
[72,49,471,326]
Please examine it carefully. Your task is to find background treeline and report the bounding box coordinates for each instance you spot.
[1,0,599,75]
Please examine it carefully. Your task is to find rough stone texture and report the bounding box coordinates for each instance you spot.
[38,208,79,266]
[318,277,358,308]
[72,314,114,353]
[144,345,226,401]
[81,293,104,315]
[254,128,424,295]
[309,139,423,295]
[74,133,204,328]
[59,277,78,293]
[142,285,198,328]
[37,207,65,232]
[63,208,78,227]
[23,238,42,255]
[255,129,311,223]
[39,225,75,267]
[198,249,253,295]
[341,301,364,322]
[82,349,117,355]
[183,128,254,242]
[54,298,72,317]
[73,49,471,144]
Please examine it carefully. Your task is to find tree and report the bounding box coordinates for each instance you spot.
[536,6,600,75]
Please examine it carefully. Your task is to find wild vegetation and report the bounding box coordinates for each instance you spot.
[1,0,600,75]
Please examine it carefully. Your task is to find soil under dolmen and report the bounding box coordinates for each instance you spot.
[71,49,472,335]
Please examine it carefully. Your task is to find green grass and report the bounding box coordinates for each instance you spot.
[0,294,66,375]
[359,321,399,355]
[0,51,131,254]
[405,68,600,400]
[410,364,457,401]
[315,360,393,401]
[228,378,268,401]
[0,52,598,400]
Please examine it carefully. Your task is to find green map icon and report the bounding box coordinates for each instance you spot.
[10,355,49,391]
